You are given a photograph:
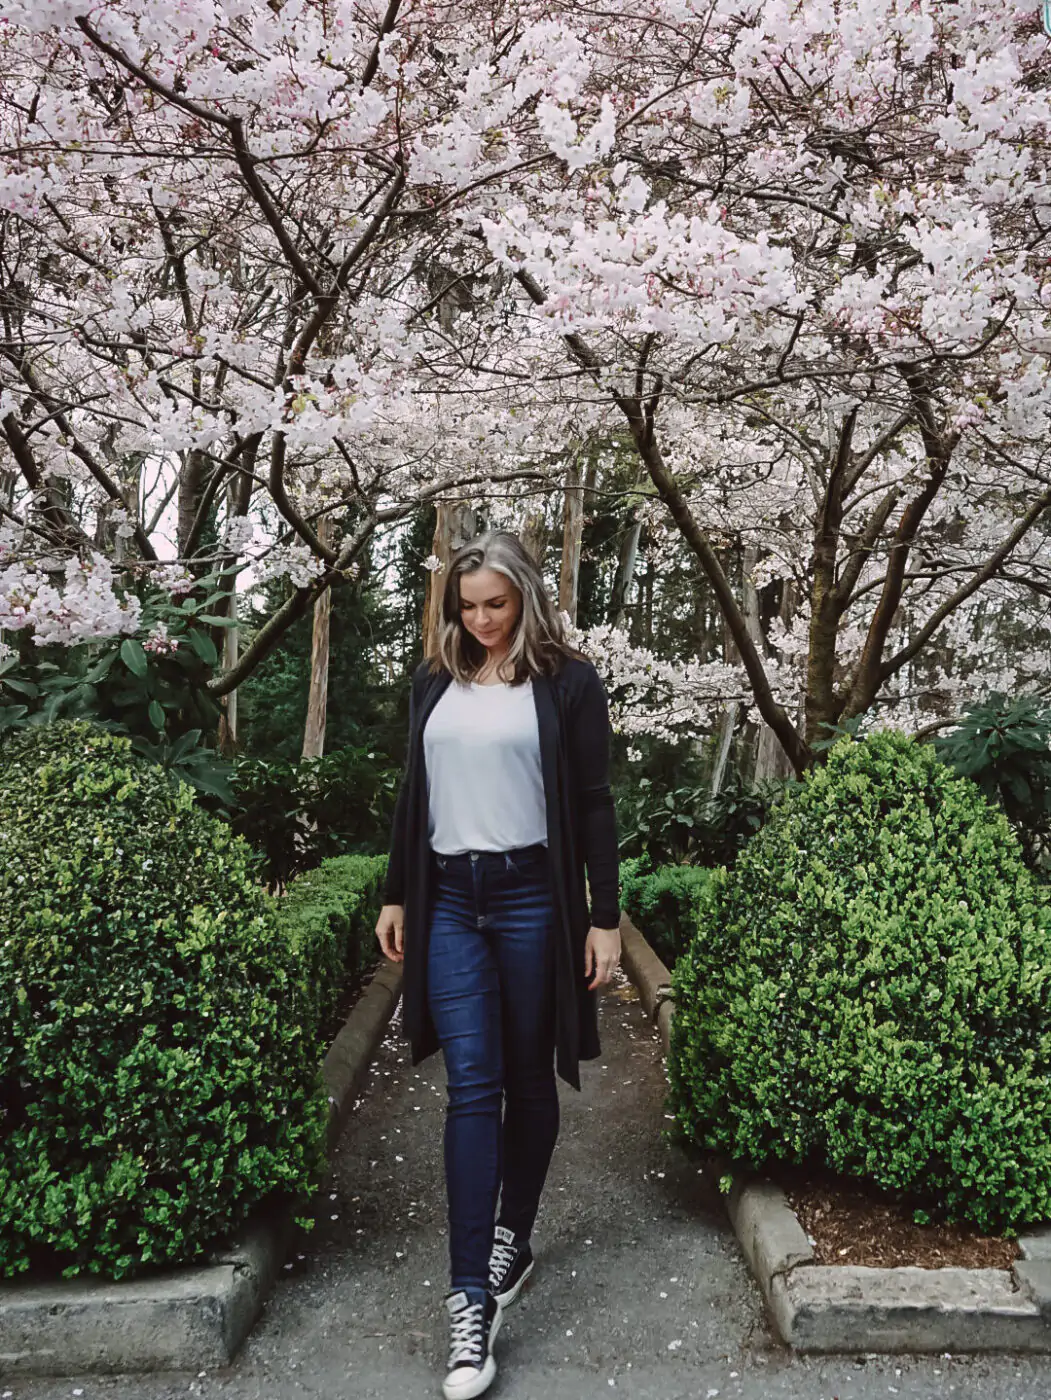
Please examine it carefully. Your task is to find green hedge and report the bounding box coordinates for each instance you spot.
[669,731,1051,1235]
[278,853,386,1046]
[620,857,712,967]
[0,722,384,1281]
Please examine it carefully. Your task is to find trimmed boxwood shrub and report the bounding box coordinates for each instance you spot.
[620,857,712,967]
[0,722,339,1281]
[669,730,1051,1234]
[278,852,387,1046]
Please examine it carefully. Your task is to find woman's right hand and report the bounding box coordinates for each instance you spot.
[375,904,405,963]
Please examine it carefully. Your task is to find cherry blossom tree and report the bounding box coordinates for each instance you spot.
[442,0,1051,771]
[5,0,1051,776]
[0,0,569,688]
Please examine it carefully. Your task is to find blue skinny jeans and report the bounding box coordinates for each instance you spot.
[426,843,560,1293]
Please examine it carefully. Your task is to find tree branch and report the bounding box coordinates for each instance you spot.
[207,466,551,693]
[0,414,88,550]
[287,167,405,376]
[835,485,903,606]
[12,361,159,561]
[76,18,324,298]
[804,408,857,742]
[361,0,403,91]
[515,267,810,774]
[877,484,1051,683]
[840,365,959,718]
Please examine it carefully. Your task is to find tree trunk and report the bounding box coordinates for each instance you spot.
[177,448,208,558]
[710,540,751,796]
[753,576,799,784]
[709,703,739,798]
[217,615,239,756]
[302,516,334,759]
[558,456,585,623]
[216,470,252,757]
[520,508,548,565]
[609,512,643,629]
[740,541,788,785]
[423,500,478,656]
[643,555,654,646]
[753,715,792,784]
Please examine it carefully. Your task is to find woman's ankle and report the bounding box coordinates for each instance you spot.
[450,1283,490,1306]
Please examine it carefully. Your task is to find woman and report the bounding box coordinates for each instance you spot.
[375,529,621,1400]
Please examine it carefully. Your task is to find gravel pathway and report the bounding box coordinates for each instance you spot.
[9,979,1051,1400]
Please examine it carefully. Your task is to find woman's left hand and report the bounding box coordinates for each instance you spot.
[584,925,622,990]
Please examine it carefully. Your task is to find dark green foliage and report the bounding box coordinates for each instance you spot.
[669,730,1051,1234]
[390,502,437,683]
[810,714,866,753]
[276,853,387,1047]
[616,759,790,867]
[934,692,1051,873]
[0,722,334,1281]
[230,747,401,886]
[0,579,233,801]
[236,520,425,764]
[619,858,712,967]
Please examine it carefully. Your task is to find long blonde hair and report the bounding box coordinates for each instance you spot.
[433,530,576,684]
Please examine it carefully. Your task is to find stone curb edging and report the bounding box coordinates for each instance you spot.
[619,915,673,1056]
[617,912,1051,1354]
[0,957,404,1378]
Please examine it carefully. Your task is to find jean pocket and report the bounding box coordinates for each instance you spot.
[506,846,548,878]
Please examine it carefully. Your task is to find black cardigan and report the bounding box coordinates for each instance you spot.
[382,654,620,1090]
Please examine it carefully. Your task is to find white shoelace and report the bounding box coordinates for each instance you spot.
[448,1300,485,1367]
[488,1237,517,1290]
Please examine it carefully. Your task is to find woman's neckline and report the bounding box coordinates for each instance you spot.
[468,675,531,690]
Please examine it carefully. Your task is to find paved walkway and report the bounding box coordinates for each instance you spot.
[11,981,1051,1400]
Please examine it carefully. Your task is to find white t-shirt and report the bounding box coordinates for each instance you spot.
[424,678,548,854]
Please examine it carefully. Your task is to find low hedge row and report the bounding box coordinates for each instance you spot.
[0,722,385,1282]
[620,857,711,967]
[277,852,387,1048]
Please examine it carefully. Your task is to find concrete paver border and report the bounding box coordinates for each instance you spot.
[618,912,1051,1354]
[0,958,404,1378]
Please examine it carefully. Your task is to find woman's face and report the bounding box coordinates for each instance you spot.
[458,566,522,654]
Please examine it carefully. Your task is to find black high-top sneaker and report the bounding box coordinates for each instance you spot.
[442,1288,502,1400]
[487,1225,534,1307]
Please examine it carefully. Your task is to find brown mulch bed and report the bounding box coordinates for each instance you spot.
[775,1166,1020,1270]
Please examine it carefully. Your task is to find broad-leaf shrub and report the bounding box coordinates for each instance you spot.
[0,575,234,801]
[933,692,1051,874]
[0,722,332,1280]
[616,767,790,868]
[231,749,400,887]
[669,731,1051,1234]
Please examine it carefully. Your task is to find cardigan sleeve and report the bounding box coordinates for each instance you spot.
[381,670,420,906]
[567,661,621,930]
